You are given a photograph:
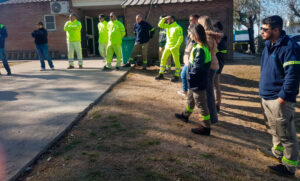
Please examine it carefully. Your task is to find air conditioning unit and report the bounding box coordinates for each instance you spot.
[50,1,70,14]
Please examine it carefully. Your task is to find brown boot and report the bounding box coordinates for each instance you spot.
[191,125,211,136]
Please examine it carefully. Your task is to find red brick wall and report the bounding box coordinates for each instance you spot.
[124,0,233,60]
[0,2,69,59]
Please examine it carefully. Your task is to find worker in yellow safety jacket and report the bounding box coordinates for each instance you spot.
[155,15,183,82]
[98,14,108,58]
[64,13,82,69]
[103,12,126,70]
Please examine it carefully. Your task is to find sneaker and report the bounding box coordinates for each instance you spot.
[40,68,46,71]
[51,67,55,71]
[171,76,179,82]
[67,65,74,69]
[102,66,111,71]
[191,125,211,136]
[155,74,164,80]
[79,65,83,69]
[175,113,189,123]
[123,63,131,67]
[7,72,11,76]
[268,164,295,177]
[177,90,187,97]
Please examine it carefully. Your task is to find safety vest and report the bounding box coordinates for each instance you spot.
[64,20,82,42]
[98,20,108,44]
[189,44,211,64]
[107,20,126,45]
[216,49,227,53]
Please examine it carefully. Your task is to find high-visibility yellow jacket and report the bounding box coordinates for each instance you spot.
[107,20,126,45]
[158,19,183,49]
[98,20,108,44]
[64,20,82,42]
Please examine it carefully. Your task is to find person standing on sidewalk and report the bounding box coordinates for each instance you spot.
[103,12,126,71]
[64,13,82,69]
[124,14,155,70]
[32,22,55,71]
[0,23,11,75]
[98,14,108,59]
[213,21,227,112]
[175,24,212,135]
[260,15,300,177]
[155,16,183,82]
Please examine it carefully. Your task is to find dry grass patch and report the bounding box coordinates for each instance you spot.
[20,59,300,181]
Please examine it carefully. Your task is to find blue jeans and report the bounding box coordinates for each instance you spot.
[207,69,218,124]
[0,48,11,73]
[181,65,188,92]
[36,44,54,69]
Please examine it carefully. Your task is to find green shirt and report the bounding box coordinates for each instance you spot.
[64,20,82,42]
[158,19,183,48]
[98,20,108,44]
[107,20,126,45]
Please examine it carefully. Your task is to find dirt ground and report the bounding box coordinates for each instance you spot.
[0,61,26,69]
[19,58,300,181]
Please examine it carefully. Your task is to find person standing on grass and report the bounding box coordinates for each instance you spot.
[123,14,155,70]
[198,16,223,125]
[64,13,83,69]
[213,21,227,112]
[177,14,199,97]
[98,14,108,59]
[103,12,126,71]
[175,24,212,136]
[259,15,300,177]
[0,23,11,75]
[32,22,55,71]
[155,15,183,82]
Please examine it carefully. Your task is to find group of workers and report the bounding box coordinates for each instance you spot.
[0,12,300,178]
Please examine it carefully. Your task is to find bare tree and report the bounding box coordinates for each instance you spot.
[289,1,300,18]
[234,0,260,54]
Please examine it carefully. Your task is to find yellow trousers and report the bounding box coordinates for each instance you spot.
[159,47,180,76]
[106,44,122,68]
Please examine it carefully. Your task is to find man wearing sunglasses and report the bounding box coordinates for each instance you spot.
[260,15,300,177]
[103,12,126,70]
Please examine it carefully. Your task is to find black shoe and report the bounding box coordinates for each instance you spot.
[175,113,189,123]
[142,67,147,70]
[268,164,295,177]
[155,74,164,80]
[123,63,131,67]
[216,105,220,113]
[67,65,74,69]
[191,125,211,136]
[171,76,179,82]
[102,66,111,71]
[116,66,120,70]
[7,72,11,76]
[79,65,83,69]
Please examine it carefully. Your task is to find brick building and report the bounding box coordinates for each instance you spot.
[0,0,233,60]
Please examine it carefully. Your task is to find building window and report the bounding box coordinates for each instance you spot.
[44,15,56,31]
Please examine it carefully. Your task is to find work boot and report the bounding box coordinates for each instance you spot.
[116,66,120,71]
[268,164,295,177]
[155,74,164,80]
[191,125,211,136]
[67,65,74,69]
[123,62,131,67]
[175,113,189,123]
[79,65,83,69]
[142,67,147,70]
[7,71,11,76]
[171,76,179,82]
[216,105,220,113]
[102,66,111,71]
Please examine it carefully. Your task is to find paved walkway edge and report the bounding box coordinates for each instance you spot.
[10,69,131,181]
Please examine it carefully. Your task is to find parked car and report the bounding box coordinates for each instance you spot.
[289,34,300,46]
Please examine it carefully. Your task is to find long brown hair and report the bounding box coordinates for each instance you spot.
[198,16,214,31]
[189,24,208,47]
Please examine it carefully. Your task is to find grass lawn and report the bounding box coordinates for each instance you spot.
[19,58,300,181]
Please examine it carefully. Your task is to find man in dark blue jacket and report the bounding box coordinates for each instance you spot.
[124,14,154,70]
[0,23,11,75]
[260,15,300,177]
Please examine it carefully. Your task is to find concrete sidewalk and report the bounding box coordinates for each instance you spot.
[0,60,129,180]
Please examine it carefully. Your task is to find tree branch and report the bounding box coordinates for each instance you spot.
[289,2,300,17]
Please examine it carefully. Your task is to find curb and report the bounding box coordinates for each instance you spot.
[10,68,131,181]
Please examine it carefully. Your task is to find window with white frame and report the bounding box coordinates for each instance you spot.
[44,15,56,31]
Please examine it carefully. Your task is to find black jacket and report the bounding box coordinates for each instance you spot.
[32,28,48,45]
[0,25,7,48]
